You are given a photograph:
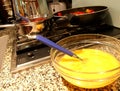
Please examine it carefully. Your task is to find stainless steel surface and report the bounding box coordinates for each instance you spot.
[0,24,15,28]
[15,24,120,72]
[13,0,49,19]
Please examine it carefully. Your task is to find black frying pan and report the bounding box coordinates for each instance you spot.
[53,6,109,27]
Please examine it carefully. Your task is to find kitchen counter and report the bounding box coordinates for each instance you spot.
[0,27,120,91]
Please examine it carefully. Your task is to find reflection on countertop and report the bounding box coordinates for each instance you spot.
[0,26,120,90]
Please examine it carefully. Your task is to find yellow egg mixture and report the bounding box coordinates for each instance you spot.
[57,49,120,88]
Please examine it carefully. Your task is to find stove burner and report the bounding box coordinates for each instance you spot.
[16,24,120,69]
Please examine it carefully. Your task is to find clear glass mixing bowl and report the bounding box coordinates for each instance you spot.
[50,34,120,89]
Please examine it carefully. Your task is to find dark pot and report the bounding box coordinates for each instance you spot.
[53,6,109,27]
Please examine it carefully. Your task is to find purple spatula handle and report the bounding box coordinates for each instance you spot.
[36,35,74,56]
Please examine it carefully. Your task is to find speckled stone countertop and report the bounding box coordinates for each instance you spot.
[0,27,120,91]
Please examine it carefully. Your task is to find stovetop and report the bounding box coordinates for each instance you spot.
[16,24,120,67]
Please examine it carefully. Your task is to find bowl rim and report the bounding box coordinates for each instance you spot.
[51,34,120,74]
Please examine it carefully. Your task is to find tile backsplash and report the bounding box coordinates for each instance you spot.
[72,0,120,28]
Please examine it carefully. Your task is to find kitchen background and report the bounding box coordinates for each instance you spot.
[72,0,120,28]
[1,0,120,28]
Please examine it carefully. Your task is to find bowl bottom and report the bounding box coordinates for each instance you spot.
[61,74,119,89]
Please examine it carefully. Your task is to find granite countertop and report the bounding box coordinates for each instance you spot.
[0,27,120,91]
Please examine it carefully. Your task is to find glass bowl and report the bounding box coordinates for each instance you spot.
[50,34,120,89]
